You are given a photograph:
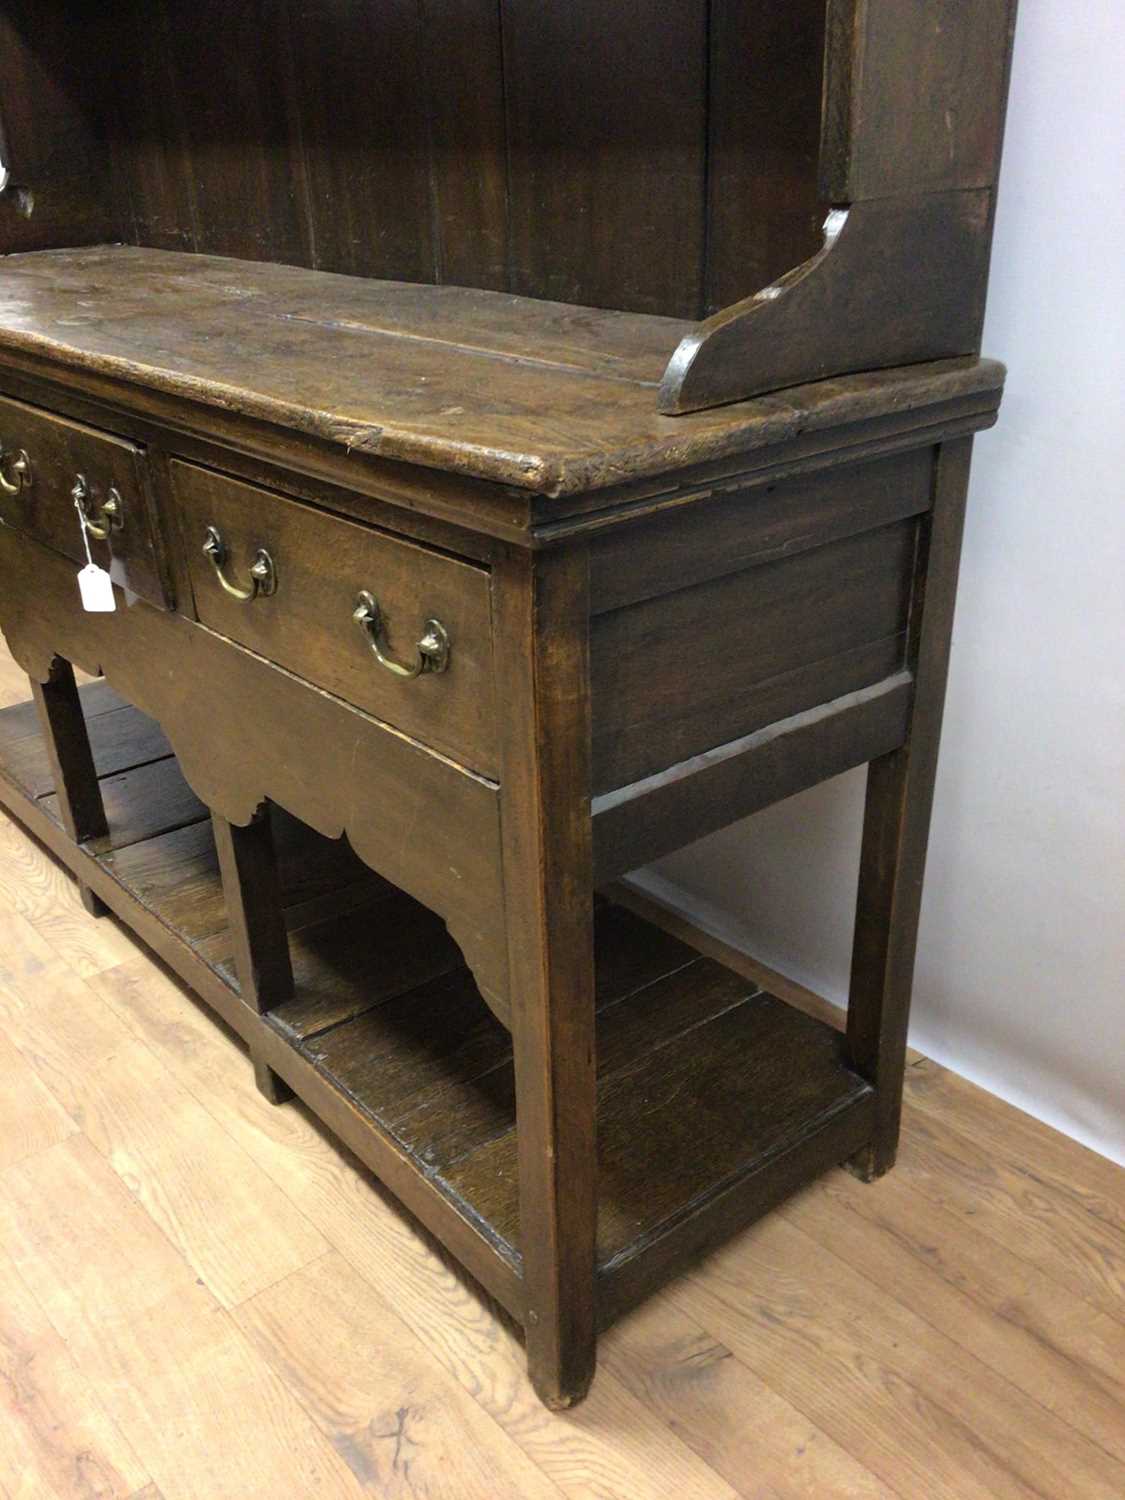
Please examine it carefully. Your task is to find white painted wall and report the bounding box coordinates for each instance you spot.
[636,1,1125,1165]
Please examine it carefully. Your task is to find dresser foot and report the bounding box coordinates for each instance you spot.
[253,1052,294,1106]
[78,882,109,919]
[845,1140,896,1183]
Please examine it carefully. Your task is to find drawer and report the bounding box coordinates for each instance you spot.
[0,392,169,608]
[171,462,498,775]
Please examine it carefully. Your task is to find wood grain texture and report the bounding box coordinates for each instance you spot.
[1,702,1119,1496]
[660,191,994,414]
[675,1213,1125,1500]
[821,0,1019,200]
[236,1251,564,1500]
[0,1137,369,1500]
[173,460,498,774]
[591,518,916,791]
[0,1245,149,1499]
[706,0,827,311]
[490,544,599,1406]
[0,246,1006,493]
[501,0,708,318]
[847,439,974,1175]
[0,389,170,609]
[0,525,509,1015]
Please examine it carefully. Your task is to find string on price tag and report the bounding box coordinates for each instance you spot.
[75,492,116,612]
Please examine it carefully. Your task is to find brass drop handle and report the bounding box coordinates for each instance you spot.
[352,590,450,679]
[0,443,31,495]
[72,474,124,540]
[202,525,277,601]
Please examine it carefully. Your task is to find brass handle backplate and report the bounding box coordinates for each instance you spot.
[72,474,124,541]
[352,590,450,679]
[202,525,277,601]
[0,443,31,496]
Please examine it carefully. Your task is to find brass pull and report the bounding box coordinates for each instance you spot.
[352,590,450,679]
[202,525,277,601]
[72,474,124,541]
[0,443,31,495]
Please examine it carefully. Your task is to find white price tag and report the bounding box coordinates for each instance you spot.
[77,563,116,613]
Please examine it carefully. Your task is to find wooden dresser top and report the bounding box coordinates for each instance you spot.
[0,246,1004,496]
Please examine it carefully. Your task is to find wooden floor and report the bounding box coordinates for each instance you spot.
[1,646,1123,1500]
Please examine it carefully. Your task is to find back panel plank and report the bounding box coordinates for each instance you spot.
[706,0,827,311]
[592,518,918,791]
[281,0,435,282]
[501,0,709,317]
[421,0,511,291]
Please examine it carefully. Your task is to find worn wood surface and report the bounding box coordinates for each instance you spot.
[491,545,599,1407]
[820,0,1020,201]
[660,191,993,414]
[846,439,977,1177]
[2,623,1120,1496]
[30,658,108,917]
[174,461,497,774]
[0,389,169,608]
[211,809,293,1017]
[0,246,1007,494]
[592,517,916,792]
[0,525,510,1015]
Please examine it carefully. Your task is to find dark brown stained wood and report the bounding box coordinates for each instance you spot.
[42,753,207,855]
[0,246,1006,493]
[0,744,527,1322]
[440,986,873,1270]
[0,2,1018,1411]
[303,968,509,1125]
[820,0,1019,201]
[501,0,708,319]
[172,461,498,775]
[592,674,914,881]
[418,0,511,292]
[706,0,827,311]
[596,1087,876,1328]
[588,447,933,615]
[101,803,387,951]
[0,526,509,1016]
[0,392,170,609]
[263,893,464,1041]
[591,519,916,792]
[278,0,435,283]
[2,699,170,800]
[104,0,199,253]
[212,809,294,1015]
[396,953,746,1176]
[0,6,126,253]
[30,658,108,916]
[661,191,994,415]
[318,904,701,1170]
[101,818,226,944]
[846,439,976,1178]
[491,544,597,1407]
[144,0,311,267]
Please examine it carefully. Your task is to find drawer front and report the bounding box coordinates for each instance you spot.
[0,392,169,608]
[172,462,497,775]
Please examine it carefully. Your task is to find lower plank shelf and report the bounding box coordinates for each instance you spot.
[0,681,875,1326]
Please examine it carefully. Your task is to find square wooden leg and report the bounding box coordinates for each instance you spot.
[30,658,109,917]
[212,805,293,1015]
[495,547,598,1408]
[252,1050,295,1106]
[212,807,296,1103]
[846,438,974,1177]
